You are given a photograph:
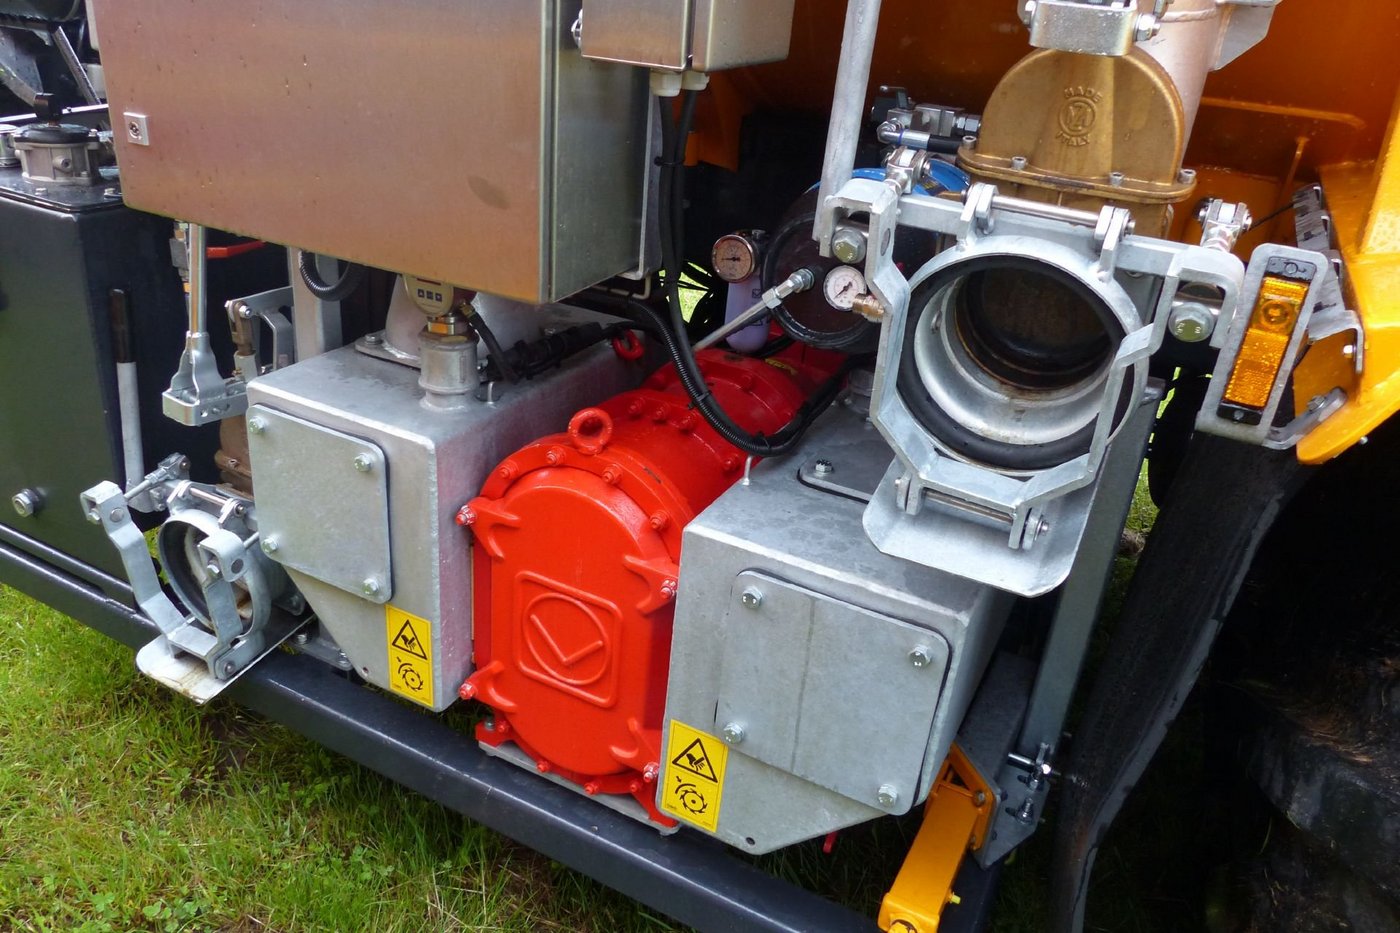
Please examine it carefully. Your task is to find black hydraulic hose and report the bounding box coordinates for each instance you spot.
[653,91,849,458]
[297,250,367,302]
[631,298,855,457]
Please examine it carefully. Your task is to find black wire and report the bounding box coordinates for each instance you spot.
[469,314,518,383]
[1248,201,1294,230]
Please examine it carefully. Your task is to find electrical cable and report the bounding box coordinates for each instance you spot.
[297,250,367,302]
[468,314,519,383]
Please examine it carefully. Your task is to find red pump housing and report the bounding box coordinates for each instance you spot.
[458,350,811,824]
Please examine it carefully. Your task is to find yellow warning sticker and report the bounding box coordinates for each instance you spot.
[659,720,729,832]
[385,605,434,707]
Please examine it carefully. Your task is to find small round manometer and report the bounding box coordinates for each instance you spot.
[823,265,869,311]
[712,233,762,283]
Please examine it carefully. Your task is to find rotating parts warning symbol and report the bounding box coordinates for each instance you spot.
[672,778,709,816]
[395,661,424,692]
[391,619,428,660]
[385,606,434,707]
[671,738,719,782]
[660,721,729,833]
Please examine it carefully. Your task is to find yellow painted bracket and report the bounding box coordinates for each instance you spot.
[877,746,994,933]
[1296,89,1400,462]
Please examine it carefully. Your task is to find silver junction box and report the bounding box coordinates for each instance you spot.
[580,0,796,71]
[246,333,635,711]
[90,0,650,303]
[663,408,1012,853]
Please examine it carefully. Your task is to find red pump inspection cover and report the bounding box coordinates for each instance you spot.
[460,351,809,822]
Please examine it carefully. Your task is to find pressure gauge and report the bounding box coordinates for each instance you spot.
[823,265,869,311]
[712,232,763,283]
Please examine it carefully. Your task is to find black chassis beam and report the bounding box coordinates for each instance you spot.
[0,531,1000,933]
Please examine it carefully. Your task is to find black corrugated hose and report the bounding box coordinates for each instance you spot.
[297,250,367,302]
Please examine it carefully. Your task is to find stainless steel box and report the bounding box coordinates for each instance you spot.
[580,0,796,71]
[91,0,650,303]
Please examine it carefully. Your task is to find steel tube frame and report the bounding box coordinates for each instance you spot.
[814,0,884,251]
[0,533,1000,932]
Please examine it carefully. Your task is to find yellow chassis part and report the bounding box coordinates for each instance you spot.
[1296,91,1400,463]
[877,746,994,933]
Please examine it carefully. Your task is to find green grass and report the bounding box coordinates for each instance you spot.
[0,477,1173,932]
[0,587,679,933]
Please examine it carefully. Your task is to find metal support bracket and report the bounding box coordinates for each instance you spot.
[228,286,296,381]
[80,457,301,703]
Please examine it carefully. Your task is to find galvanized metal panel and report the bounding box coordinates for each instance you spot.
[664,406,1013,853]
[91,0,648,303]
[715,571,950,808]
[246,407,392,603]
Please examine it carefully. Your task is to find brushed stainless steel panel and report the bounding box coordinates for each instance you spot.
[91,0,647,303]
[691,0,797,72]
[579,0,692,71]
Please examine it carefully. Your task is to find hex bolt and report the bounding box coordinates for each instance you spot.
[362,578,382,598]
[247,416,267,435]
[291,631,309,646]
[721,722,746,745]
[739,586,764,610]
[1168,302,1215,343]
[352,453,373,473]
[830,226,867,265]
[908,646,934,669]
[877,784,900,807]
[813,459,834,477]
[205,563,222,580]
[11,488,43,518]
[1015,796,1037,824]
[261,537,280,554]
[973,790,988,806]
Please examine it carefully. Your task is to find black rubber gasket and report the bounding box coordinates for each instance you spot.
[897,254,1132,471]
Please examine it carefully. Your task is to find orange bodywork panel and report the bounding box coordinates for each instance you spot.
[1296,91,1400,462]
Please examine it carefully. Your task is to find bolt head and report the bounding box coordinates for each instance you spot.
[721,723,746,745]
[831,227,867,265]
[813,459,834,477]
[362,578,382,597]
[908,646,934,669]
[1168,303,1215,343]
[222,660,236,677]
[247,416,266,435]
[352,453,373,473]
[877,784,899,807]
[205,563,222,580]
[739,587,764,610]
[261,537,279,554]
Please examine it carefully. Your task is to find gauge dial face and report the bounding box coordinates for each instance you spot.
[712,234,759,283]
[823,265,869,311]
